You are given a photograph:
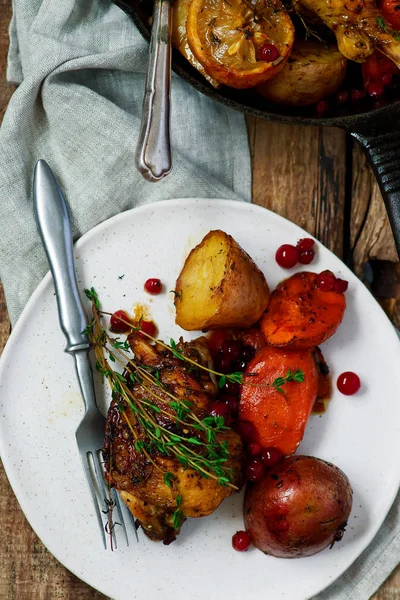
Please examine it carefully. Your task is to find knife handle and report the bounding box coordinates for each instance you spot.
[33,160,89,354]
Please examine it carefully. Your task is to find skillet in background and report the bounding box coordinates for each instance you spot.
[113,0,400,256]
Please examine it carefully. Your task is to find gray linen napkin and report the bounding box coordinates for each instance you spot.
[0,0,251,324]
[0,1,399,599]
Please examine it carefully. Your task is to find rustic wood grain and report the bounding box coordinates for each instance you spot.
[0,1,399,598]
[248,118,346,257]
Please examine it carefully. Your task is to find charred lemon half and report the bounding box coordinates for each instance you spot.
[187,0,295,88]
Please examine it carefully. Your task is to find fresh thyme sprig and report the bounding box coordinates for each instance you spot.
[272,369,305,395]
[376,15,387,32]
[85,288,238,493]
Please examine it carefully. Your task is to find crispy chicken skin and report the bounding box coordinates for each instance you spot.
[294,0,400,65]
[103,335,243,544]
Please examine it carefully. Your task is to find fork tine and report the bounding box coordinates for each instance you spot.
[79,453,107,549]
[91,450,118,550]
[129,509,140,543]
[111,489,130,546]
[97,449,132,546]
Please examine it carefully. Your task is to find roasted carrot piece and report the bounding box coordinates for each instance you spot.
[260,272,346,349]
[239,346,319,455]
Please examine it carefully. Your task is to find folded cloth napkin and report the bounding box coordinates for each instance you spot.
[0,1,399,599]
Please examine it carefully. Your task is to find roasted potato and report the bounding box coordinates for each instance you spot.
[244,456,353,558]
[174,230,270,330]
[257,41,347,106]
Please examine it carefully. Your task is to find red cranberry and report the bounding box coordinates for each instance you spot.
[232,530,251,552]
[316,99,329,115]
[333,278,349,293]
[246,458,265,482]
[209,401,231,425]
[226,395,240,417]
[382,72,393,86]
[221,380,241,396]
[247,442,262,457]
[139,320,157,338]
[237,420,257,442]
[367,81,384,97]
[207,330,230,357]
[234,360,248,372]
[351,89,366,101]
[240,345,255,363]
[110,310,132,333]
[317,270,336,292]
[299,249,315,264]
[261,447,283,468]
[297,238,315,251]
[337,371,361,395]
[336,90,349,104]
[217,357,232,374]
[221,339,242,362]
[275,244,299,269]
[144,278,162,295]
[258,43,280,62]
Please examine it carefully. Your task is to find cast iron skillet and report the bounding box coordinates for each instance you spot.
[114,0,400,256]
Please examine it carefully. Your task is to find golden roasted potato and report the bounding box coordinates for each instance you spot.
[257,41,347,106]
[174,230,270,331]
[172,0,220,87]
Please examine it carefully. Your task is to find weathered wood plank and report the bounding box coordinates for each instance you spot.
[248,118,346,258]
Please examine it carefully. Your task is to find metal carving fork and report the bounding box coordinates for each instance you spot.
[33,159,137,549]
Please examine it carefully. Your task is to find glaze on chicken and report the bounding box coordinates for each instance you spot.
[103,334,243,544]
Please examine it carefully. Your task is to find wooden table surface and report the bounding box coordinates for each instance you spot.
[1,2,400,599]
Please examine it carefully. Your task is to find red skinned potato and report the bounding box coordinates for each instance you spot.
[244,456,353,558]
[260,272,346,349]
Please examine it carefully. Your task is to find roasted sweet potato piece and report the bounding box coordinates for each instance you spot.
[260,272,346,349]
[239,345,319,455]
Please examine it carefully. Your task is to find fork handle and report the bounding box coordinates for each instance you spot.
[33,160,89,354]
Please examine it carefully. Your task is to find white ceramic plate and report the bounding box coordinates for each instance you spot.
[1,199,400,600]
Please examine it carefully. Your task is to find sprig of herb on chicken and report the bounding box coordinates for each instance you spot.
[85,288,238,491]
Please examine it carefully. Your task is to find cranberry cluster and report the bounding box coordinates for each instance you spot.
[316,270,348,293]
[110,309,157,338]
[237,419,283,483]
[275,238,316,269]
[209,338,256,426]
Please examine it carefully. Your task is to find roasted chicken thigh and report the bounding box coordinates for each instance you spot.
[103,334,243,544]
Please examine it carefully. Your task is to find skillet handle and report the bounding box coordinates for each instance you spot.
[351,126,400,258]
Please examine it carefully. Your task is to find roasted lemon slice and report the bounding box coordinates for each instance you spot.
[172,0,220,87]
[187,0,295,88]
